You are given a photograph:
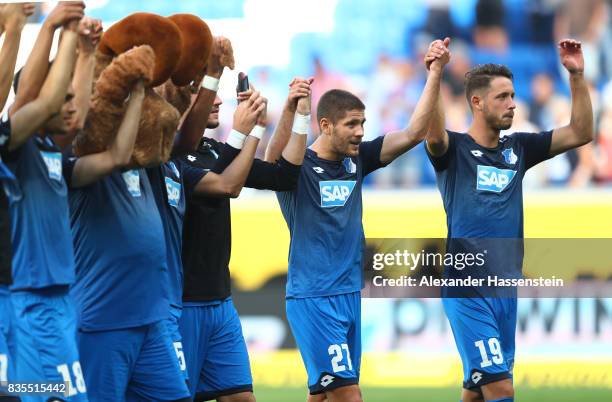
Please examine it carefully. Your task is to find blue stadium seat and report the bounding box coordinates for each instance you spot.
[470,45,559,100]
[88,0,245,21]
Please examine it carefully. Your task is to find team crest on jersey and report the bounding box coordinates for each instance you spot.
[502,148,518,165]
[40,151,62,181]
[476,165,516,193]
[319,180,356,207]
[342,158,357,174]
[122,170,141,197]
[165,177,181,207]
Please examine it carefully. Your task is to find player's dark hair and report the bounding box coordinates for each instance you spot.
[464,63,513,105]
[317,89,365,127]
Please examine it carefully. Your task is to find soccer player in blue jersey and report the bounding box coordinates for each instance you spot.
[424,38,593,402]
[275,53,450,400]
[3,6,96,401]
[0,4,34,395]
[62,56,195,400]
[148,83,267,386]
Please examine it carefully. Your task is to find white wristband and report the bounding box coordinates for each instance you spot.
[201,75,220,92]
[250,125,265,140]
[292,113,310,135]
[226,129,247,149]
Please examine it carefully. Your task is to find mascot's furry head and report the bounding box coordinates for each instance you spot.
[74,12,213,167]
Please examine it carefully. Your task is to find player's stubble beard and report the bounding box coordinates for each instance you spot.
[483,103,513,132]
[330,127,359,159]
[206,120,220,129]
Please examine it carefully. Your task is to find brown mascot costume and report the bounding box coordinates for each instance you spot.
[74,12,213,166]
[155,13,213,152]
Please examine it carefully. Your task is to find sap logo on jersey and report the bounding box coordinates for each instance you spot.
[122,170,141,197]
[476,165,516,192]
[165,177,181,207]
[319,180,356,207]
[40,151,62,181]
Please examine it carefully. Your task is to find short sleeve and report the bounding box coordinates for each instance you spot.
[276,190,296,229]
[359,135,387,176]
[512,130,553,170]
[425,130,457,172]
[177,159,207,199]
[62,151,78,188]
[211,142,241,174]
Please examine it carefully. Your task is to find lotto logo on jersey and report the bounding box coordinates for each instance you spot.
[165,177,181,207]
[40,151,62,181]
[476,165,516,193]
[319,180,356,207]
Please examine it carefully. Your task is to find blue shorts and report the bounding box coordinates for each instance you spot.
[443,297,517,390]
[10,286,88,401]
[0,286,16,386]
[178,298,252,401]
[77,320,190,402]
[286,291,361,395]
[166,305,188,381]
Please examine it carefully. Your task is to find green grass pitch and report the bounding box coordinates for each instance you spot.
[254,386,612,401]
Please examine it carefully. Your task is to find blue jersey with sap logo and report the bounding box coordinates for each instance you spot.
[64,160,169,331]
[6,136,74,290]
[277,136,386,298]
[427,130,552,285]
[147,159,206,310]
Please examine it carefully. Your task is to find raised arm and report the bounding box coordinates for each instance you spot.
[172,36,235,156]
[69,80,145,188]
[378,38,450,164]
[549,39,594,156]
[55,16,103,150]
[264,77,312,163]
[8,25,79,151]
[193,90,266,197]
[424,38,450,157]
[70,17,102,131]
[0,2,34,110]
[279,83,311,165]
[10,1,84,115]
